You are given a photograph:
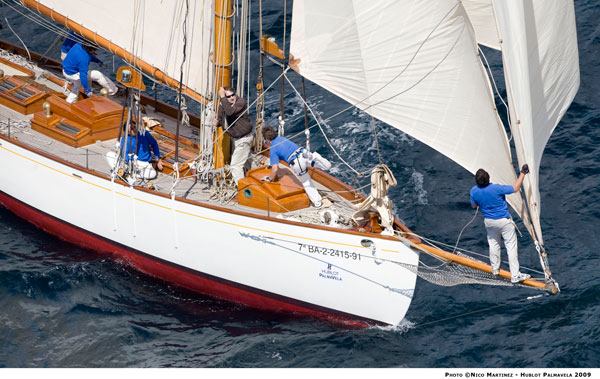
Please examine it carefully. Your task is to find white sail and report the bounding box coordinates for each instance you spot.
[462,0,500,50]
[493,1,580,245]
[290,0,523,213]
[32,0,214,97]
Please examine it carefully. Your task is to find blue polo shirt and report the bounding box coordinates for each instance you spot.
[120,132,160,163]
[61,32,102,64]
[62,43,93,93]
[470,183,514,220]
[269,136,300,165]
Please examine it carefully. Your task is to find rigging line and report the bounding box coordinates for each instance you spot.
[452,206,479,255]
[162,1,179,74]
[4,16,30,60]
[38,31,63,63]
[247,0,251,104]
[279,0,287,124]
[268,8,465,171]
[5,0,60,33]
[213,1,225,95]
[183,0,199,92]
[4,0,100,51]
[478,45,512,141]
[211,67,289,145]
[399,231,545,276]
[371,116,382,165]
[414,296,535,329]
[174,0,190,168]
[262,234,420,271]
[360,22,466,112]
[262,234,522,288]
[395,230,486,265]
[284,74,368,177]
[4,0,121,70]
[255,236,412,298]
[4,1,69,38]
[409,232,488,261]
[308,2,462,127]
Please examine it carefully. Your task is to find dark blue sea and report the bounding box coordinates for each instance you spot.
[0,1,598,368]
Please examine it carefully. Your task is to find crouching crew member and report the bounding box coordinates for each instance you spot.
[262,126,331,208]
[106,120,163,181]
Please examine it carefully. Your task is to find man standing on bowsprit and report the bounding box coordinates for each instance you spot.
[213,86,253,187]
[470,164,531,283]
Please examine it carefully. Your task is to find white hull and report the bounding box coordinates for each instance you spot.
[0,136,419,326]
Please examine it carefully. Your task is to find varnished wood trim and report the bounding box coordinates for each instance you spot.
[0,56,35,78]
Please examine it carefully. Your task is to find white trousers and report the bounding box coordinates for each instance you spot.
[484,217,520,276]
[290,151,331,208]
[106,151,157,180]
[63,69,118,103]
[230,134,253,185]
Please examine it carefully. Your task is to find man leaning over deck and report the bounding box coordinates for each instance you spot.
[62,42,117,103]
[262,126,331,209]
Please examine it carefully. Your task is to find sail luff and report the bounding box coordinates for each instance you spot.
[492,0,580,246]
[19,0,210,104]
[502,66,538,242]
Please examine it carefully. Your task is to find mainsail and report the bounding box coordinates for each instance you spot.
[20,0,214,98]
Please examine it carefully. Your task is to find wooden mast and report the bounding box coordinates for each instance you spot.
[212,0,234,171]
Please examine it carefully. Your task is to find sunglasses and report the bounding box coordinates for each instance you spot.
[225,93,235,98]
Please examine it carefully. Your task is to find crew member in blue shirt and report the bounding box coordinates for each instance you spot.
[262,126,331,208]
[120,120,163,180]
[60,31,103,66]
[470,164,530,283]
[106,120,163,181]
[62,42,117,103]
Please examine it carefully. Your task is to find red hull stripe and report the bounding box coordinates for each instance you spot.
[0,190,383,328]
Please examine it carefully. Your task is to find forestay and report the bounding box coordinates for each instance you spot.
[290,0,526,224]
[31,0,214,98]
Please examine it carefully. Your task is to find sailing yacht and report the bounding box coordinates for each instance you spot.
[0,0,578,327]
